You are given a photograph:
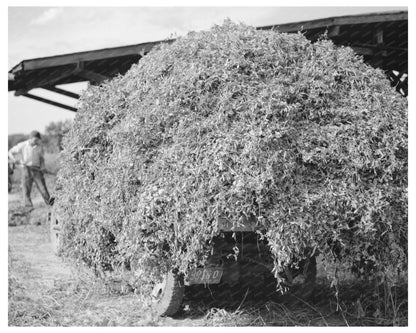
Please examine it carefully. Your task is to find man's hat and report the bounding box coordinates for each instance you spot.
[30,130,41,139]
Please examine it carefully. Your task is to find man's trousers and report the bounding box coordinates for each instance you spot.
[21,166,50,207]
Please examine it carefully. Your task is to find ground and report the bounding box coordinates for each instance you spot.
[8,183,203,326]
[8,174,405,326]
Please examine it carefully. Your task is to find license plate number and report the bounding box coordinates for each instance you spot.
[187,267,223,285]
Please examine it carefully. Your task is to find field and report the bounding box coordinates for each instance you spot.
[8,172,407,326]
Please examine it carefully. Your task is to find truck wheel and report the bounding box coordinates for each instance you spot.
[49,207,60,255]
[152,271,185,317]
[301,255,317,284]
[288,256,317,299]
[265,256,317,297]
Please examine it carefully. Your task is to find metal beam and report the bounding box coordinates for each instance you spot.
[43,86,80,99]
[22,93,77,112]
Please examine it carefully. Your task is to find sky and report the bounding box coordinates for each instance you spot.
[7,5,408,134]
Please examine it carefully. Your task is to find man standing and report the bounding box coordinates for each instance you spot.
[8,130,53,208]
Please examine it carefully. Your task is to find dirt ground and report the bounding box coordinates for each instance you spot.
[8,222,204,326]
[7,179,212,326]
[7,175,368,327]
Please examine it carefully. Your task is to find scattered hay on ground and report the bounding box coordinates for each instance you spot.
[8,247,145,326]
[8,202,50,227]
[8,203,31,226]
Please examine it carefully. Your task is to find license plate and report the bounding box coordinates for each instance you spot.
[186,267,223,285]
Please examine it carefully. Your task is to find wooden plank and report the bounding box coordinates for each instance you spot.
[9,11,406,75]
[375,28,384,44]
[22,93,77,112]
[9,62,23,74]
[74,69,109,83]
[351,46,374,56]
[350,46,388,57]
[334,11,407,25]
[259,11,407,33]
[15,40,172,72]
[43,86,80,99]
[14,89,29,96]
[350,43,407,52]
[328,25,340,37]
[14,68,78,94]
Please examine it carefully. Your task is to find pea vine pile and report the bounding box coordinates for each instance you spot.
[56,21,407,294]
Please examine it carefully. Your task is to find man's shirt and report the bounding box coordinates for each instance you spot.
[9,140,44,168]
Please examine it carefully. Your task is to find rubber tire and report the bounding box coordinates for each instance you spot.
[290,256,317,299]
[49,207,60,255]
[303,256,317,284]
[265,256,317,296]
[153,271,185,317]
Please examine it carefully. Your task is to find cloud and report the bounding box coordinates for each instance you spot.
[31,8,63,25]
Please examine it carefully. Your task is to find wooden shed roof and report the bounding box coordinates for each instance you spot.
[8,10,408,111]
